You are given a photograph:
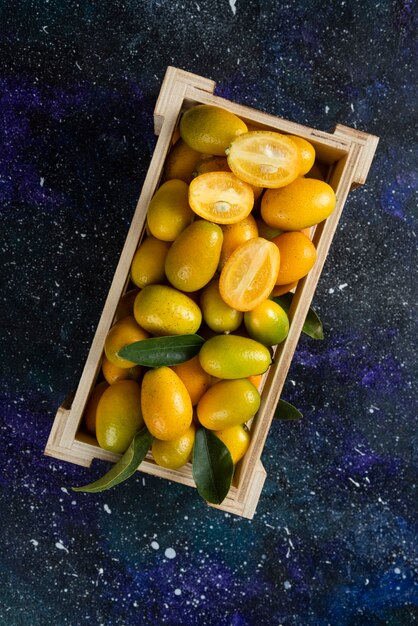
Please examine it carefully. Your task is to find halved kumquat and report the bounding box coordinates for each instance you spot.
[226,131,300,188]
[188,171,254,224]
[219,237,280,311]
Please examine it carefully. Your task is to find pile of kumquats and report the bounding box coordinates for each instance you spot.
[75,105,336,504]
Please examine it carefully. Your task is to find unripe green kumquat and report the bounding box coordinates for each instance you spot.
[199,335,272,379]
[244,299,290,346]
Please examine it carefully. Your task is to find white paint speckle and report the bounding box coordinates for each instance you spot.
[55,541,69,553]
[338,283,348,290]
[325,105,330,114]
[151,541,159,550]
[103,504,111,514]
[174,588,182,596]
[96,567,104,587]
[40,177,45,187]
[394,567,401,574]
[30,539,39,549]
[165,547,176,559]
[354,447,365,456]
[229,0,237,15]
[284,580,292,590]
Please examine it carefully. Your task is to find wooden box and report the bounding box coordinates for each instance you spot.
[45,67,378,519]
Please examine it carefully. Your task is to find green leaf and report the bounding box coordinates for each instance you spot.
[272,293,324,340]
[192,428,234,505]
[273,399,303,420]
[118,334,205,367]
[72,427,153,493]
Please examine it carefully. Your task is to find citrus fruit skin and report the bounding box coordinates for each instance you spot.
[134,284,202,336]
[84,381,109,436]
[227,131,300,188]
[247,374,263,391]
[200,278,243,333]
[272,231,317,285]
[261,178,336,231]
[130,237,171,289]
[101,354,142,385]
[197,379,260,430]
[213,424,250,464]
[141,367,193,440]
[188,171,254,224]
[244,300,289,346]
[152,424,196,469]
[96,380,144,454]
[164,138,202,183]
[193,155,231,176]
[255,219,283,241]
[114,289,139,322]
[218,214,258,270]
[170,355,213,406]
[219,237,280,311]
[146,179,194,241]
[164,221,223,292]
[199,335,272,379]
[270,281,298,297]
[288,135,316,176]
[104,316,149,369]
[180,104,248,155]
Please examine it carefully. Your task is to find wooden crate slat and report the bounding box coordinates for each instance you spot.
[333,124,379,187]
[154,66,216,135]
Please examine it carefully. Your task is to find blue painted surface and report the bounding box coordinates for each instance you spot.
[1,1,417,624]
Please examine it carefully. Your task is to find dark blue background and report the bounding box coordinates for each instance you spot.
[1,1,417,625]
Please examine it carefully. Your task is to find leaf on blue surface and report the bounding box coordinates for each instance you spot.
[72,427,153,493]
